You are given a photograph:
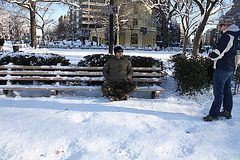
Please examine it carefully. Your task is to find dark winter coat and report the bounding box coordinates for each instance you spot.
[209,24,240,72]
[103,56,133,82]
[0,38,4,46]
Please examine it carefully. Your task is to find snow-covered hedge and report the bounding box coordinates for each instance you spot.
[169,54,213,96]
[77,54,163,68]
[0,52,70,66]
[233,64,240,94]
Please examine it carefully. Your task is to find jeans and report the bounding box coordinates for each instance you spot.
[209,69,234,117]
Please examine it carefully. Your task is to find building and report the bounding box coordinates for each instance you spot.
[56,14,70,40]
[59,15,69,25]
[204,29,211,45]
[68,0,108,41]
[90,0,157,47]
[203,28,218,47]
[66,0,181,47]
[226,0,240,28]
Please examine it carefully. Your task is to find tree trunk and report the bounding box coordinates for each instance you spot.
[192,1,216,56]
[183,34,188,54]
[42,26,45,46]
[192,27,203,56]
[159,10,168,49]
[30,1,37,49]
[162,18,168,48]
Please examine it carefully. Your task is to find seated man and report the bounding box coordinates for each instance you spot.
[102,46,137,101]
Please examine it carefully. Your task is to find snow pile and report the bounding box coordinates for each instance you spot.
[0,93,239,160]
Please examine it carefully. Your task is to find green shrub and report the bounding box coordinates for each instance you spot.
[169,54,213,96]
[78,54,162,68]
[0,53,70,66]
[233,64,240,94]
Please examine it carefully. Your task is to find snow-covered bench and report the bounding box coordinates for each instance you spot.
[0,64,165,98]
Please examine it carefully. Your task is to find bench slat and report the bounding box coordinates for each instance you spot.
[0,86,165,92]
[0,65,162,72]
[0,71,162,77]
[0,66,103,71]
[0,71,103,76]
[0,77,162,82]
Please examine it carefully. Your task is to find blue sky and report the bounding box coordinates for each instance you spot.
[37,3,69,35]
[50,3,69,21]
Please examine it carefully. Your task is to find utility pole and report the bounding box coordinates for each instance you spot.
[30,0,37,48]
[109,0,114,54]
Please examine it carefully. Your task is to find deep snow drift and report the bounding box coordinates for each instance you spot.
[0,43,239,160]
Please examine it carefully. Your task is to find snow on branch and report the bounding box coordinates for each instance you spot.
[141,0,154,8]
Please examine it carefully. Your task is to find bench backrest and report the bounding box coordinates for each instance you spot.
[0,64,163,83]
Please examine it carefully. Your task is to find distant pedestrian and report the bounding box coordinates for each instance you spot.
[0,36,4,51]
[203,16,240,122]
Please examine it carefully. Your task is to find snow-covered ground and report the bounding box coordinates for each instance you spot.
[0,42,240,160]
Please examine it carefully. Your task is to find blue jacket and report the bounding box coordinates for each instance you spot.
[209,24,240,72]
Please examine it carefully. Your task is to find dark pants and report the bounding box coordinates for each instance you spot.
[101,81,137,100]
[209,69,234,117]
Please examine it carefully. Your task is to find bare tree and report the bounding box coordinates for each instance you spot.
[190,0,221,56]
[0,6,29,40]
[36,2,55,45]
[55,20,69,40]
[141,0,178,48]
[2,0,76,49]
[0,7,11,38]
[175,0,198,54]
[172,0,232,55]
[2,0,40,48]
[190,0,233,56]
[10,15,28,40]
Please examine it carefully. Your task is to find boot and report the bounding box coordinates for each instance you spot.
[109,96,119,102]
[118,93,128,101]
[220,109,232,119]
[203,115,220,122]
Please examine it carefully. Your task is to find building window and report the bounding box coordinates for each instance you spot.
[92,36,97,42]
[134,6,138,14]
[133,19,138,26]
[82,18,88,21]
[90,0,105,2]
[90,5,97,9]
[82,24,88,28]
[131,33,138,44]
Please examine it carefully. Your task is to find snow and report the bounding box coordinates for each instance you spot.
[0,42,240,160]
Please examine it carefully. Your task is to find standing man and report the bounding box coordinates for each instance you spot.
[0,35,4,52]
[203,16,240,121]
[102,46,137,101]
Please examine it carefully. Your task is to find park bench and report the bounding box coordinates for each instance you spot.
[0,64,165,98]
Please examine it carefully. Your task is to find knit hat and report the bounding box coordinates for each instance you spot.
[114,46,123,54]
[219,16,235,26]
